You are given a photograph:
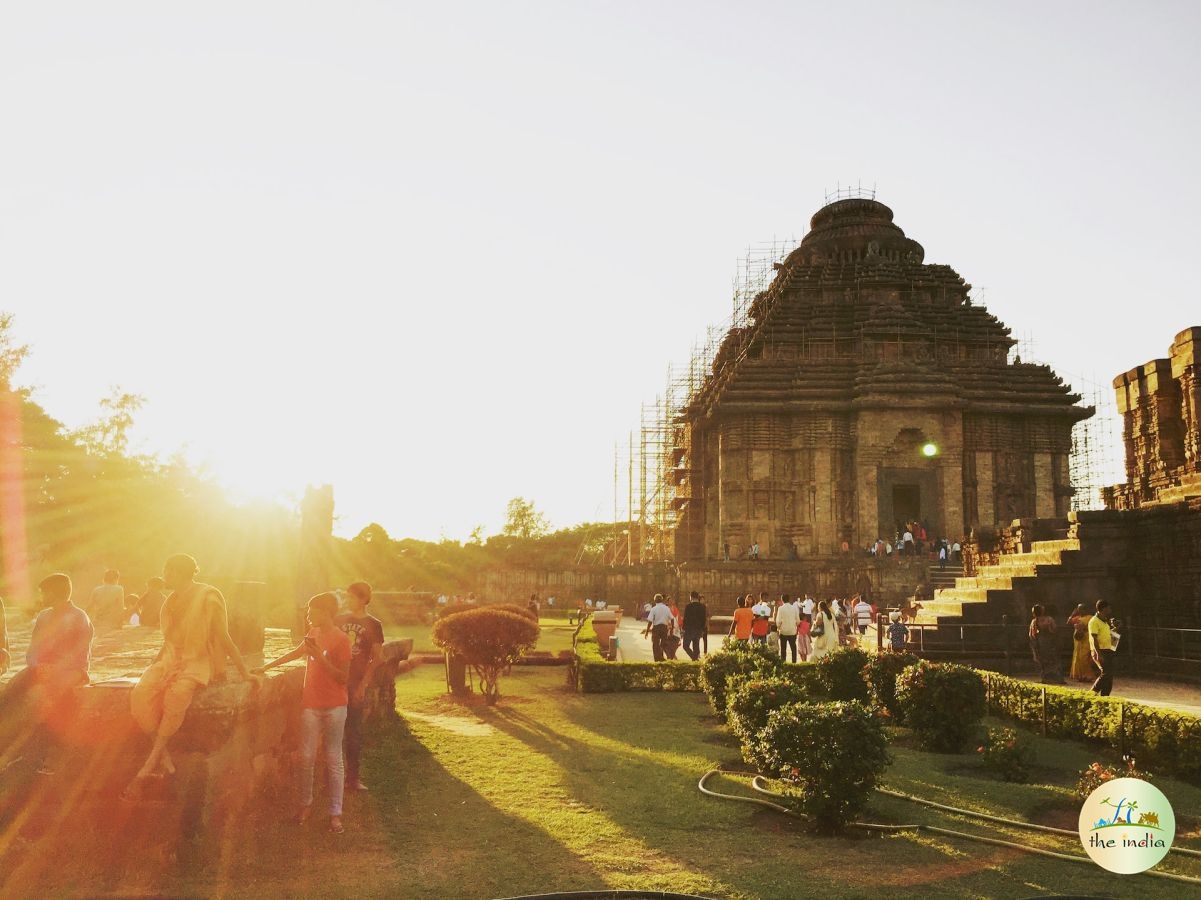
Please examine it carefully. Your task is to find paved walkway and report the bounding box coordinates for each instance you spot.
[609,616,1201,714]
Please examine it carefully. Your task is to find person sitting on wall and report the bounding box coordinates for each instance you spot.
[0,574,94,773]
[124,554,259,799]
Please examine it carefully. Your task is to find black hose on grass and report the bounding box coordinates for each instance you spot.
[697,769,1201,887]
[871,784,1201,860]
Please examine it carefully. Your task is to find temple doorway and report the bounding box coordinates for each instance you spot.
[892,484,921,525]
[877,466,941,539]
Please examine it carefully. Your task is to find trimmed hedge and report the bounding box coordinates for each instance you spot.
[896,661,986,752]
[699,643,784,715]
[726,677,816,755]
[749,700,891,833]
[982,671,1201,781]
[574,620,702,693]
[814,646,871,702]
[863,651,921,722]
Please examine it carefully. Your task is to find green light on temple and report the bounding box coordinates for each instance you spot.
[921,443,939,458]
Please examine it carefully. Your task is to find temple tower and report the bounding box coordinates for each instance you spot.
[672,197,1092,560]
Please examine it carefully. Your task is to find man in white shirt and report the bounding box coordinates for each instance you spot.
[801,595,815,623]
[642,594,675,661]
[775,594,800,662]
[853,595,874,635]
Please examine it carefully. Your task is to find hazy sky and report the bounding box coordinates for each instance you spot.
[1,2,1196,540]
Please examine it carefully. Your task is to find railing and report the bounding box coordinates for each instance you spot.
[875,614,1201,671]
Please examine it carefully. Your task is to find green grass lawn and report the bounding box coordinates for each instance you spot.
[5,665,1201,899]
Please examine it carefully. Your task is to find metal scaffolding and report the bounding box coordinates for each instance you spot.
[622,239,798,564]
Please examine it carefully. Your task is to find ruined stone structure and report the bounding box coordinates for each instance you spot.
[918,326,1201,669]
[672,198,1092,560]
[1106,326,1201,509]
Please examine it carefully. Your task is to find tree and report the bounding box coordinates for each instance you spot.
[501,497,549,540]
[431,607,539,704]
[72,388,146,458]
[0,312,30,389]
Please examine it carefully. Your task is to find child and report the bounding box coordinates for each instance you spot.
[887,611,909,651]
[766,622,780,656]
[797,616,812,662]
[256,592,351,833]
[335,582,384,793]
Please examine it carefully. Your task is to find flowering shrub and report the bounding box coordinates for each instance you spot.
[1074,756,1153,801]
[863,651,920,721]
[726,677,813,757]
[895,661,986,752]
[976,726,1033,782]
[814,646,871,702]
[431,607,540,704]
[699,642,784,716]
[750,701,891,832]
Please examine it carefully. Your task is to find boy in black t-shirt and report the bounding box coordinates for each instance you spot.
[335,581,385,792]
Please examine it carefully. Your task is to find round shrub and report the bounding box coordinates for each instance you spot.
[976,726,1034,783]
[753,700,891,832]
[491,603,539,622]
[814,646,871,702]
[699,642,784,716]
[431,607,540,704]
[863,650,921,721]
[727,676,814,757]
[895,661,986,752]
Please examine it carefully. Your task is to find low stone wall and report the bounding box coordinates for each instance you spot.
[0,626,413,837]
[479,558,934,610]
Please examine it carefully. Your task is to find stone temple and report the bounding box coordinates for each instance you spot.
[671,197,1093,560]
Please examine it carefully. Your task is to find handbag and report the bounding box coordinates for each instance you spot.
[810,616,825,637]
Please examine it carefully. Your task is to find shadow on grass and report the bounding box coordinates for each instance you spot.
[0,694,601,900]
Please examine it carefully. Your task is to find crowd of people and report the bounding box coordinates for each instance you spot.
[619,590,911,663]
[724,591,907,661]
[0,555,385,836]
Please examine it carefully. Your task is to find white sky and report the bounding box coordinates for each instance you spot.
[1,1,1196,540]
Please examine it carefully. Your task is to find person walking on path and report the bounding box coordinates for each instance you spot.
[729,596,753,644]
[809,599,837,660]
[886,611,908,651]
[853,595,873,636]
[642,594,674,662]
[1089,599,1119,697]
[749,593,772,645]
[1067,603,1097,682]
[681,592,708,661]
[1028,605,1065,684]
[775,594,800,662]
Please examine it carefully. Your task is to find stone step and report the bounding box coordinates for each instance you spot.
[1030,538,1081,554]
[935,587,990,604]
[919,599,966,619]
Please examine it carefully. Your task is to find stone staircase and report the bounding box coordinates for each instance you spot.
[926,563,965,592]
[916,538,1081,626]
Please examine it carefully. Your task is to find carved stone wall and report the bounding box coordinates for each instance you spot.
[1106,326,1201,509]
